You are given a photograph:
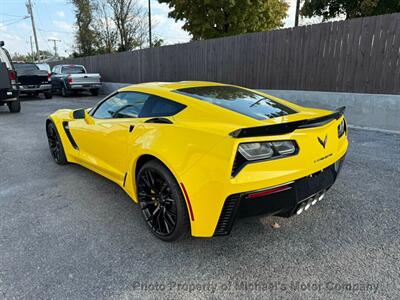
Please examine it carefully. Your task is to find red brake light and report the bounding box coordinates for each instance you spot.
[248,184,292,199]
[67,75,72,84]
[9,70,16,81]
[48,72,51,81]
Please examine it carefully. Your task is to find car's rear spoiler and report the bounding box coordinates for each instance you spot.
[230,106,346,138]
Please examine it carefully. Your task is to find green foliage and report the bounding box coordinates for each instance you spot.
[152,37,164,47]
[71,0,98,56]
[158,0,289,40]
[12,50,54,62]
[301,0,400,20]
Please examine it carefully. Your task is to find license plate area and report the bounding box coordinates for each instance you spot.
[295,166,336,200]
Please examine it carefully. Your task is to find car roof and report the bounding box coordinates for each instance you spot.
[121,81,226,92]
[57,64,84,67]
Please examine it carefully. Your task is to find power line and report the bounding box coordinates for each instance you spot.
[0,13,26,18]
[0,16,29,27]
[38,28,74,34]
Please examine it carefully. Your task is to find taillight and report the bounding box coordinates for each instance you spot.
[9,70,16,82]
[48,72,51,81]
[248,184,292,199]
[67,75,72,84]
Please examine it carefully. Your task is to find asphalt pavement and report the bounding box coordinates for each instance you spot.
[0,95,399,299]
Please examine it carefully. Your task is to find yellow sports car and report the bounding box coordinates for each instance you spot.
[46,81,348,241]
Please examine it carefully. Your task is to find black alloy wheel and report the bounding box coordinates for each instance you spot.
[46,122,67,165]
[137,160,189,241]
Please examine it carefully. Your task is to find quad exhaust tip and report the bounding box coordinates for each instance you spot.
[295,192,326,215]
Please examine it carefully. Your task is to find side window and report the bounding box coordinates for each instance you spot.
[139,96,186,118]
[92,92,186,119]
[92,92,148,119]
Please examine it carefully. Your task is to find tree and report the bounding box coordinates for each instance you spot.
[107,0,148,51]
[152,37,164,47]
[12,50,54,62]
[94,0,118,53]
[71,0,98,56]
[301,0,400,20]
[158,0,289,40]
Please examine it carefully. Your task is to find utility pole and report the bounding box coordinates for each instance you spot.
[294,0,301,27]
[29,36,34,62]
[148,0,152,47]
[26,0,39,61]
[48,39,61,57]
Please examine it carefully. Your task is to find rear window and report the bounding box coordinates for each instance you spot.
[14,63,39,72]
[175,86,296,120]
[61,66,85,74]
[0,48,12,69]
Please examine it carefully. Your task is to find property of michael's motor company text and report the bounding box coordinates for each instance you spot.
[132,280,379,294]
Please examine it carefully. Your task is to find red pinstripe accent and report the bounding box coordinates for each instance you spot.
[180,183,195,221]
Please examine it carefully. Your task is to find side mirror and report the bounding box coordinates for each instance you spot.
[72,109,86,119]
[72,109,95,124]
[0,41,4,47]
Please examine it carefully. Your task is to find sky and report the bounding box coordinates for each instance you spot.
[0,0,299,57]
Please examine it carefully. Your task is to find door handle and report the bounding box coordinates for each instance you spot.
[129,125,135,132]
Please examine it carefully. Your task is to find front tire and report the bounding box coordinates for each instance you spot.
[90,89,99,96]
[7,99,21,113]
[46,122,67,165]
[61,86,70,97]
[137,160,190,242]
[44,91,52,99]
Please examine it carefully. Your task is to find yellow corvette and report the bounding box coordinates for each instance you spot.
[46,81,348,241]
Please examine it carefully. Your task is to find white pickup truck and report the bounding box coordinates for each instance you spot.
[51,64,102,97]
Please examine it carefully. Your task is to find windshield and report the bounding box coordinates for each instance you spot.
[14,63,39,72]
[61,66,86,74]
[175,86,296,120]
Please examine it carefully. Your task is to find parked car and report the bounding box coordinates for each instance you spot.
[14,63,52,99]
[0,41,20,113]
[51,64,101,97]
[46,81,348,241]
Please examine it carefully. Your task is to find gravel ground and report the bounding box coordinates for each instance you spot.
[0,95,399,299]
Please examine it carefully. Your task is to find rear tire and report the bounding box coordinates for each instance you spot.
[44,91,52,99]
[7,99,21,113]
[137,160,190,242]
[46,122,67,165]
[90,89,99,96]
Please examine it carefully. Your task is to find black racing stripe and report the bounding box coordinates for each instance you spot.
[62,121,79,150]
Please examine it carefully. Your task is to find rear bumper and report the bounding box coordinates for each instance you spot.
[68,83,101,90]
[214,154,346,236]
[19,84,51,92]
[0,89,19,103]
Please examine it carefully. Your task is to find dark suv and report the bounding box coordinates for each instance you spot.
[0,41,20,113]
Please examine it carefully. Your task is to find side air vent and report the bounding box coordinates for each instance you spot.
[62,121,79,150]
[231,152,247,177]
[214,195,241,236]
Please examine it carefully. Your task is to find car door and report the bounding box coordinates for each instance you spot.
[68,92,149,183]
